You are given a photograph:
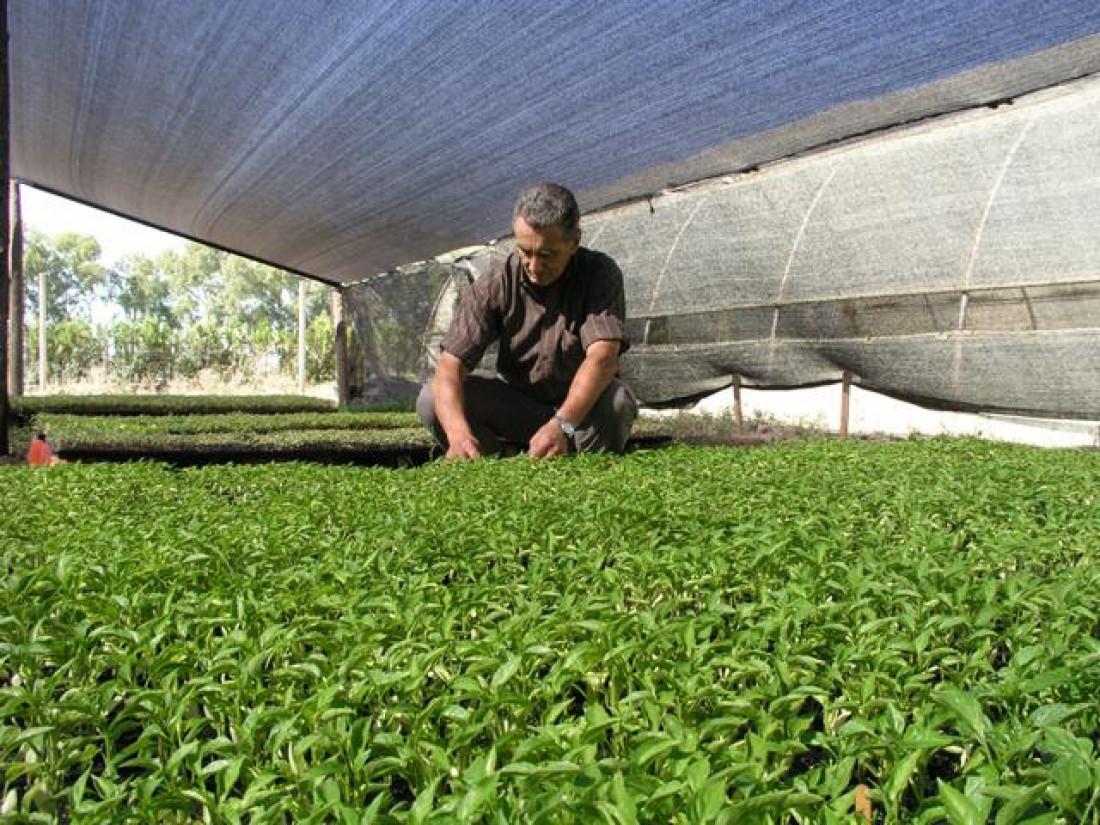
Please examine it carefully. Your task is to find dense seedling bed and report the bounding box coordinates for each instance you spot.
[12,394,336,420]
[29,413,680,466]
[35,412,424,447]
[2,441,1097,822]
[29,412,429,466]
[35,412,419,438]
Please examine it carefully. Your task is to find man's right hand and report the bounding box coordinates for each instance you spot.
[445,433,482,460]
[434,352,481,459]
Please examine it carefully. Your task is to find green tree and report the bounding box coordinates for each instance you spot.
[163,243,223,326]
[26,320,106,383]
[212,254,299,333]
[110,319,175,386]
[26,232,338,389]
[306,312,335,382]
[25,231,110,323]
[113,253,174,324]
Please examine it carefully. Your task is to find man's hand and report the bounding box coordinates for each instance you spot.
[531,340,620,459]
[528,419,569,459]
[445,433,482,460]
[433,352,483,459]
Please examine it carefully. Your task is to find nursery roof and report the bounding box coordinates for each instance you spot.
[9,1,1100,285]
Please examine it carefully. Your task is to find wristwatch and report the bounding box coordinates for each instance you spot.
[552,412,576,438]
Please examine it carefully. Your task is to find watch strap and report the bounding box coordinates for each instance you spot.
[552,412,576,438]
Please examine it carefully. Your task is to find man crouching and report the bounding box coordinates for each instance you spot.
[417,182,637,459]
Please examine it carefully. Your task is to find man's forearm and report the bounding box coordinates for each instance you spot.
[556,343,620,427]
[526,340,622,459]
[433,354,475,445]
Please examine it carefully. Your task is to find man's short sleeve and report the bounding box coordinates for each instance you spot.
[442,276,499,371]
[579,254,630,355]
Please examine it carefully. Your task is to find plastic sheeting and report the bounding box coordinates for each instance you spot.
[350,77,1100,418]
[9,0,1100,283]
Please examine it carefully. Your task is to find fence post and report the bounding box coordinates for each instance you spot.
[297,279,307,393]
[7,180,22,397]
[331,288,349,407]
[839,371,852,440]
[1,0,10,456]
[37,269,45,392]
[732,374,743,433]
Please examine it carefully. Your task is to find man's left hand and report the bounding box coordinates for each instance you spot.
[528,419,569,459]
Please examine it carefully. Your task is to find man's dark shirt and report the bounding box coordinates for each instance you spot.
[443,247,629,406]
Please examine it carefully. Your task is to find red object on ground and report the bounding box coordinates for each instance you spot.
[27,433,55,466]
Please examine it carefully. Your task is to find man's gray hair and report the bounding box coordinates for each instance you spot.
[513,182,581,241]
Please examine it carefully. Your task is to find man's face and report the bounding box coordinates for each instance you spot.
[513,216,579,287]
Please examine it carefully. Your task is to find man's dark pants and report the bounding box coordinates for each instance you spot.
[417,375,638,455]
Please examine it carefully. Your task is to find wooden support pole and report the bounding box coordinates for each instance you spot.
[839,370,852,440]
[37,269,45,392]
[297,279,307,394]
[7,180,22,397]
[732,374,743,433]
[1,0,11,456]
[331,288,349,407]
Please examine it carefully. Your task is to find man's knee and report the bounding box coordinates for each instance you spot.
[605,381,639,451]
[416,378,512,456]
[577,381,637,453]
[416,383,437,429]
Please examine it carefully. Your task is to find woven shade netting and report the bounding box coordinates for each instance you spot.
[347,78,1100,417]
[8,1,1100,415]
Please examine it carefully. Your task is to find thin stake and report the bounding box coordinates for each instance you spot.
[0,0,10,456]
[7,180,22,396]
[332,288,349,407]
[38,269,45,392]
[297,279,307,393]
[732,375,743,433]
[839,371,852,440]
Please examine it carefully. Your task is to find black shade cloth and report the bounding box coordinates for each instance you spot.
[10,0,1100,283]
[352,78,1100,417]
[9,2,1100,416]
